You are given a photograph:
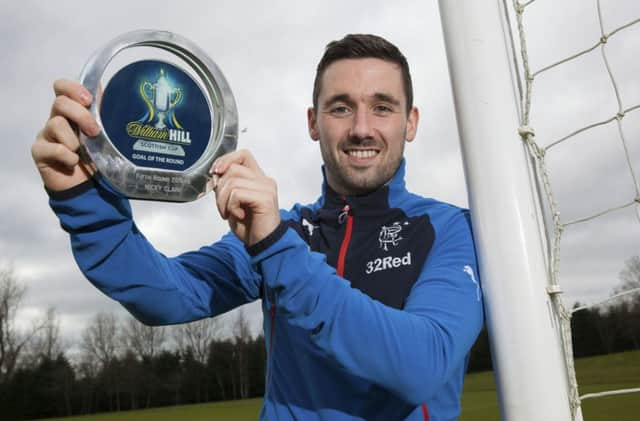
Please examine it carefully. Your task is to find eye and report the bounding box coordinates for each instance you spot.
[329,105,352,116]
[373,104,394,115]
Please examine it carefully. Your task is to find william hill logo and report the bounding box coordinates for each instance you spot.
[126,122,192,145]
[127,68,192,146]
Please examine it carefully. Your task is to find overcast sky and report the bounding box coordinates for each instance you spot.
[1,0,638,347]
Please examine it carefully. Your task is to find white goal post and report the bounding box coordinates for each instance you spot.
[438,1,577,420]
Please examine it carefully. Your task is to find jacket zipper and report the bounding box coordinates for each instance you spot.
[337,203,428,420]
[421,403,429,420]
[337,204,353,277]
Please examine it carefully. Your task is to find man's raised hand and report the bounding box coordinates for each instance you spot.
[32,79,101,192]
[211,150,281,246]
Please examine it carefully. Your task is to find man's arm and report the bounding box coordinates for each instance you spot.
[249,209,483,405]
[48,176,261,325]
[38,80,260,325]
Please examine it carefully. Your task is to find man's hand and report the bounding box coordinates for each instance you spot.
[32,79,101,192]
[212,150,280,246]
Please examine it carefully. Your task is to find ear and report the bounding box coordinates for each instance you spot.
[405,106,419,143]
[307,107,320,141]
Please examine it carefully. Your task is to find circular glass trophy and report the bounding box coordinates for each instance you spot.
[79,30,238,202]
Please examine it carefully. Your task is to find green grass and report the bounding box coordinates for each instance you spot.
[41,399,263,421]
[459,350,640,420]
[42,351,640,420]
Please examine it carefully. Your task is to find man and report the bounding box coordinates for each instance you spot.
[33,34,483,420]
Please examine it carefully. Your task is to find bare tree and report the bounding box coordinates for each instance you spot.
[82,312,121,411]
[0,265,26,383]
[24,306,63,366]
[0,265,50,383]
[614,255,640,347]
[233,307,252,345]
[121,316,166,361]
[616,256,640,294]
[76,353,100,414]
[121,316,166,408]
[82,312,119,367]
[172,317,221,365]
[233,308,251,399]
[172,317,222,402]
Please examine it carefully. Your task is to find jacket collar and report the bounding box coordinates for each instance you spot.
[320,159,407,212]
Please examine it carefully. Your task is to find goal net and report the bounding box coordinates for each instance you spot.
[439,0,640,420]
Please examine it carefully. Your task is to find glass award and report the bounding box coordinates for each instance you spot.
[79,30,238,202]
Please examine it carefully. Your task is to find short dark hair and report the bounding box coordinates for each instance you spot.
[312,34,413,113]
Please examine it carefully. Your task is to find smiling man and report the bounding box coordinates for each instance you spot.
[308,56,418,196]
[34,34,483,420]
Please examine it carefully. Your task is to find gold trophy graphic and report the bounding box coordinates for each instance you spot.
[141,69,183,130]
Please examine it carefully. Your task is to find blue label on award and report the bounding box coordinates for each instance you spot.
[100,60,212,171]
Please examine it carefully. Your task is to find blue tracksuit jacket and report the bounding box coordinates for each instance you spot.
[49,160,483,420]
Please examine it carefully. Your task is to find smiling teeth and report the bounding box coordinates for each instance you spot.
[348,150,377,159]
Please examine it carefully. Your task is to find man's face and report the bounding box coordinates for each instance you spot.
[308,58,419,196]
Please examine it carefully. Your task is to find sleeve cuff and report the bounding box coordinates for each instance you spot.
[45,177,97,201]
[245,221,289,257]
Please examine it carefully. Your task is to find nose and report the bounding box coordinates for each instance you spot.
[349,108,374,140]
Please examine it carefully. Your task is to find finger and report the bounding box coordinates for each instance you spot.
[210,149,264,176]
[217,162,262,185]
[215,176,276,219]
[216,174,277,206]
[43,115,82,152]
[31,136,80,168]
[226,188,275,221]
[214,164,265,217]
[53,79,93,107]
[50,95,100,137]
[215,176,250,219]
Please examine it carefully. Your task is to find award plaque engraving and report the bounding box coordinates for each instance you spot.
[79,30,238,202]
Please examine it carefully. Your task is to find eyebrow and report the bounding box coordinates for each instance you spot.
[322,92,402,109]
[322,94,352,109]
[372,93,401,106]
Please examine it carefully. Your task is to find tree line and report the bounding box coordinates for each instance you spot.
[0,256,639,419]
[468,256,640,371]
[0,265,264,420]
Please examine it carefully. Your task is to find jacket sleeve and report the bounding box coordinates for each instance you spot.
[249,209,483,405]
[48,177,261,325]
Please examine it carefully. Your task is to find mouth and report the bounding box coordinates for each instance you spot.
[344,148,380,161]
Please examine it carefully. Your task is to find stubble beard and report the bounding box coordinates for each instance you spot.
[321,138,405,196]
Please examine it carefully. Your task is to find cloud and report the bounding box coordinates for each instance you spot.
[2,0,638,347]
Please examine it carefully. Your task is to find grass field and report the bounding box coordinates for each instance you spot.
[459,350,640,421]
[42,351,640,420]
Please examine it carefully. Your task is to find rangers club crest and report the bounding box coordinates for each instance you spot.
[379,222,404,251]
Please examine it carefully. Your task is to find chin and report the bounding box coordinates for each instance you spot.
[345,177,384,195]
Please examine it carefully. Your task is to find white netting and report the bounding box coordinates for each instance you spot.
[505,0,640,418]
